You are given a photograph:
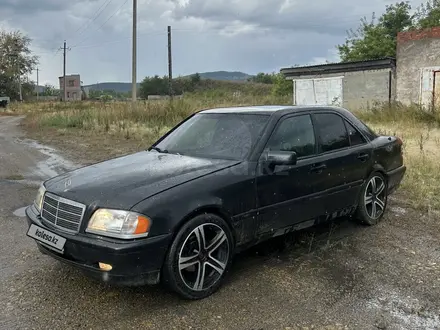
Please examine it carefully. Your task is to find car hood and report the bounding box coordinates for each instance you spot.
[44,151,240,210]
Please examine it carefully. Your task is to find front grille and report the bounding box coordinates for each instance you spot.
[41,192,86,233]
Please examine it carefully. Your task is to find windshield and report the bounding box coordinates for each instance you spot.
[153,113,269,160]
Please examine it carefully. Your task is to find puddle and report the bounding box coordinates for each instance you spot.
[13,206,27,218]
[12,179,43,188]
[19,139,78,179]
[366,286,440,329]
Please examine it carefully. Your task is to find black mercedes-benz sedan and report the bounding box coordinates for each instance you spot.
[26,105,406,299]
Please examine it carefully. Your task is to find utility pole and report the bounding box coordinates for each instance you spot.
[18,63,22,102]
[132,0,137,104]
[9,53,21,101]
[36,68,39,101]
[58,41,71,102]
[62,41,67,102]
[14,56,22,102]
[168,26,173,99]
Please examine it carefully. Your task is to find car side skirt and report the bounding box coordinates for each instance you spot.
[234,205,357,252]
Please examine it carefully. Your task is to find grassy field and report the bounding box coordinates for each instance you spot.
[16,94,291,142]
[4,97,440,210]
[354,103,440,210]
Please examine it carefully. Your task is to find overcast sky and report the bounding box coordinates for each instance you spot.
[0,0,425,86]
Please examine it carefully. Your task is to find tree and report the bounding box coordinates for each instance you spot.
[22,80,36,98]
[88,88,126,100]
[379,2,413,41]
[191,73,201,85]
[272,73,292,96]
[0,30,39,100]
[415,0,440,28]
[337,2,413,61]
[249,72,276,84]
[139,75,169,98]
[41,84,59,96]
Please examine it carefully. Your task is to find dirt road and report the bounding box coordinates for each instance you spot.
[1,116,439,330]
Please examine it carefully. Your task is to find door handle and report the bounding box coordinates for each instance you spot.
[310,163,327,174]
[357,153,370,162]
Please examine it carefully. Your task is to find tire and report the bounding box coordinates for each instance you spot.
[356,172,388,226]
[162,213,234,300]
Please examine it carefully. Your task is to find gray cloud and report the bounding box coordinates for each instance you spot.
[0,0,75,14]
[171,0,398,36]
[0,0,425,86]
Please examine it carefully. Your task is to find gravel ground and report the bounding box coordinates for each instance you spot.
[1,116,440,330]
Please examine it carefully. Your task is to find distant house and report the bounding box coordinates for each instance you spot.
[280,58,396,109]
[59,74,82,101]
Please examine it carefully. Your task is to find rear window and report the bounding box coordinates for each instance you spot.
[343,111,377,140]
[345,120,366,146]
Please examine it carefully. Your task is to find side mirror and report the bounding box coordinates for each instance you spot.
[266,150,297,167]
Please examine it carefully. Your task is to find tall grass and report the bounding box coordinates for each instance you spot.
[353,102,440,127]
[359,102,440,210]
[23,95,291,140]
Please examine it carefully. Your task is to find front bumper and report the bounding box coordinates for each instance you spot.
[26,205,173,286]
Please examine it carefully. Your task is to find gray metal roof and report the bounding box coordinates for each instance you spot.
[280,57,396,77]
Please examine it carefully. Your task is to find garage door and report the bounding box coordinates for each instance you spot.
[420,67,440,109]
[295,77,343,106]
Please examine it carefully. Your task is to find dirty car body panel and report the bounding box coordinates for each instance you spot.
[26,105,406,287]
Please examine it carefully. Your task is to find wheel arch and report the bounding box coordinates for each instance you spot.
[355,165,388,209]
[173,205,237,248]
[370,163,388,182]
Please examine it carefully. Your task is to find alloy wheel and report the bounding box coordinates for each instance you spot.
[178,223,229,292]
[364,175,387,220]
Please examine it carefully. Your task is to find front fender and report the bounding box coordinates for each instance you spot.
[130,163,257,245]
[131,191,230,237]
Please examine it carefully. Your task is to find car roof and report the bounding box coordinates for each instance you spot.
[199,105,346,116]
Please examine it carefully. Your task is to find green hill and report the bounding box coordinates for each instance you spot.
[188,71,252,81]
[84,71,253,93]
[83,82,139,93]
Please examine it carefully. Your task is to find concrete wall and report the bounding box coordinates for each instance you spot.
[289,68,395,110]
[343,69,394,109]
[397,27,440,107]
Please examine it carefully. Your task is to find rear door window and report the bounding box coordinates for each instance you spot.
[265,114,316,158]
[313,113,350,153]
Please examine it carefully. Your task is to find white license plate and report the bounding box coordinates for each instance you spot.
[27,224,66,253]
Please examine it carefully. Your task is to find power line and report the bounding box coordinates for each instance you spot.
[98,0,130,32]
[72,32,167,50]
[71,0,129,48]
[36,11,374,58]
[38,9,375,54]
[71,0,114,40]
[67,17,361,51]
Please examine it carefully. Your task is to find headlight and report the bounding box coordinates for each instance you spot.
[86,209,151,239]
[34,184,46,212]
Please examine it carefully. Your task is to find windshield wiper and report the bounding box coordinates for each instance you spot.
[149,146,169,153]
